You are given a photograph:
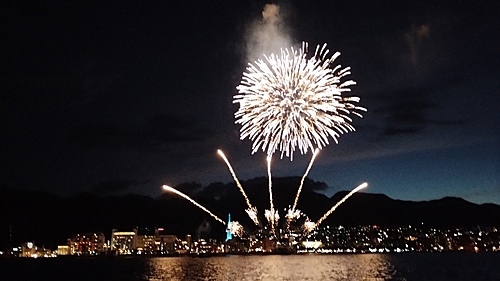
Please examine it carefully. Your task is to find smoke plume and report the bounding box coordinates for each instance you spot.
[245,4,293,62]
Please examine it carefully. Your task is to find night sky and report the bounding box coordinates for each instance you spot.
[2,0,499,204]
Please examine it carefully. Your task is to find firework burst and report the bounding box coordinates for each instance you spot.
[234,42,366,160]
[162,41,369,247]
[227,221,245,238]
[285,208,302,221]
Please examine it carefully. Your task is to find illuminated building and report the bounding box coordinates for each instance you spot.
[192,238,223,255]
[133,228,178,254]
[57,245,70,256]
[68,232,106,255]
[20,242,54,258]
[301,240,323,251]
[176,235,192,254]
[110,228,185,255]
[111,229,137,255]
[20,242,37,258]
[153,234,178,254]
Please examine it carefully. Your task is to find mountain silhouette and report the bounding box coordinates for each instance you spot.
[1,177,499,249]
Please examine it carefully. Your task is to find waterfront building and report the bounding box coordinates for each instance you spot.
[135,228,179,254]
[110,228,183,255]
[68,232,106,255]
[19,242,54,258]
[20,242,37,258]
[57,245,70,255]
[111,229,137,255]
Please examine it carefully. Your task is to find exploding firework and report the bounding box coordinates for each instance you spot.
[162,40,369,247]
[227,221,245,238]
[303,219,316,233]
[285,208,302,221]
[264,209,280,232]
[234,42,366,160]
[162,185,226,225]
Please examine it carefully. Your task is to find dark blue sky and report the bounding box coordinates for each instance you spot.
[1,0,498,204]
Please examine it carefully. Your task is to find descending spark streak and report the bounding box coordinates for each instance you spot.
[291,148,319,212]
[245,208,259,226]
[162,185,226,225]
[217,149,260,226]
[308,182,368,233]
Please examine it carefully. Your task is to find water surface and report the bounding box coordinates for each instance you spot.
[1,253,499,280]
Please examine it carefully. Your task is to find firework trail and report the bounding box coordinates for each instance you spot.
[291,148,319,213]
[234,42,366,160]
[266,156,277,232]
[306,182,368,233]
[217,149,260,226]
[245,207,259,226]
[162,185,226,225]
[285,149,319,231]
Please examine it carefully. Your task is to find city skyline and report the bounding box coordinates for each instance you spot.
[1,0,498,204]
[1,180,499,252]
[5,223,500,258]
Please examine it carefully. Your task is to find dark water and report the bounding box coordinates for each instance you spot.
[1,253,499,281]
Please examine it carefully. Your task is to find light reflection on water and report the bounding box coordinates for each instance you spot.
[2,252,500,280]
[145,254,397,281]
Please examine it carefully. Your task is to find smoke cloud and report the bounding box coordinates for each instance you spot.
[245,4,293,62]
[405,24,430,66]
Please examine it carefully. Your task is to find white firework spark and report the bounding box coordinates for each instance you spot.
[303,219,316,233]
[245,207,260,226]
[234,42,366,160]
[285,208,302,221]
[227,221,245,238]
[264,209,280,231]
